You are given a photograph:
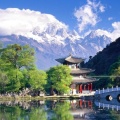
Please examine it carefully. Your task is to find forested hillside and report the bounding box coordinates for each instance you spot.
[85,37,120,75]
[85,37,120,88]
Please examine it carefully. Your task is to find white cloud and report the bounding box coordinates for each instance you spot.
[91,22,120,42]
[74,0,105,33]
[95,29,111,38]
[99,5,105,12]
[111,22,120,40]
[0,8,68,41]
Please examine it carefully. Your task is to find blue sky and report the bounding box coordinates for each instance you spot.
[0,0,120,40]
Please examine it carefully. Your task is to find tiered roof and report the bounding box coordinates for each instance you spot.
[56,54,96,83]
[56,54,84,64]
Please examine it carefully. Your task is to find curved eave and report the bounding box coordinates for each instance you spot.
[55,58,65,64]
[72,78,97,83]
[55,55,85,64]
[71,68,95,74]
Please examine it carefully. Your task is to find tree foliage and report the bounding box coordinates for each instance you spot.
[0,44,35,70]
[110,66,120,86]
[47,65,72,94]
[7,69,23,92]
[0,44,47,93]
[0,71,8,93]
[28,69,47,90]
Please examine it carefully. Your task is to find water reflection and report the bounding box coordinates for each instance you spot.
[95,98,120,111]
[0,99,120,120]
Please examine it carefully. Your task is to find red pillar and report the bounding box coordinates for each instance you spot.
[79,99,83,108]
[88,101,92,109]
[79,84,82,93]
[89,83,91,91]
[88,84,90,91]
[91,83,92,91]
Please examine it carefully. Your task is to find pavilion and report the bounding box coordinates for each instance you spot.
[56,54,96,94]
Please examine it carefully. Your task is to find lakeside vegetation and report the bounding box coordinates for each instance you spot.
[0,43,72,96]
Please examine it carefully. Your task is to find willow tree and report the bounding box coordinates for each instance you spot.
[47,65,72,95]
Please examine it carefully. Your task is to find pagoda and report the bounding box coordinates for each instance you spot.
[56,54,96,94]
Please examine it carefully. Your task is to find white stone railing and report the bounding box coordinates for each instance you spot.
[95,102,120,111]
[95,86,120,94]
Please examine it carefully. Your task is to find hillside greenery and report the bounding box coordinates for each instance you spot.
[85,37,120,88]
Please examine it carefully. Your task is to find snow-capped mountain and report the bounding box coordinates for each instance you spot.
[0,30,112,70]
[0,8,115,70]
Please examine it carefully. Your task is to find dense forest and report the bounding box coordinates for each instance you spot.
[85,37,120,88]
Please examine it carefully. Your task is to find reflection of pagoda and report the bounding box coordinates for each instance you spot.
[70,99,95,120]
[56,54,96,94]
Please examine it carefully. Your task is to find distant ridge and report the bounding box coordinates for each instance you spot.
[0,31,111,70]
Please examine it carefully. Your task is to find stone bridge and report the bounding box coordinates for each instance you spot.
[95,86,120,100]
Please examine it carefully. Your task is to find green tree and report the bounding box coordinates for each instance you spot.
[0,44,36,92]
[109,58,120,86]
[47,65,72,95]
[0,71,8,93]
[7,69,23,92]
[28,69,47,92]
[0,44,48,93]
[110,66,120,86]
[20,68,29,88]
[0,44,35,70]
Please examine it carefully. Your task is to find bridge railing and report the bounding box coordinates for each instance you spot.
[95,86,120,94]
[95,101,120,111]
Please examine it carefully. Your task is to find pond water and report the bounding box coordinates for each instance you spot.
[0,98,120,120]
